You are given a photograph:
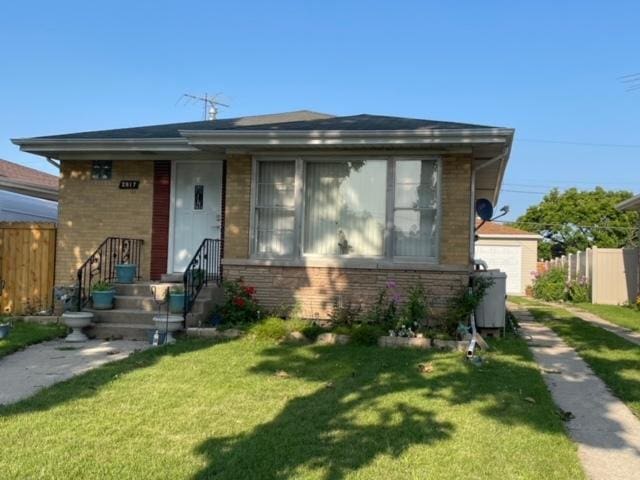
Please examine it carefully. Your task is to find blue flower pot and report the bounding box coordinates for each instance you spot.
[0,323,11,339]
[115,264,136,284]
[92,290,115,310]
[169,293,186,314]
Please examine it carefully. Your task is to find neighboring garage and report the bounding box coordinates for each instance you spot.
[475,221,541,295]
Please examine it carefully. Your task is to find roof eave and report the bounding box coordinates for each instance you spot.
[616,194,640,212]
[11,137,195,155]
[178,128,515,147]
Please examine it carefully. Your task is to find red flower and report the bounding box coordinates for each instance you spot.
[243,286,256,297]
[233,297,245,308]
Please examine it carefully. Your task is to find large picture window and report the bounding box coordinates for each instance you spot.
[304,160,386,256]
[252,157,440,262]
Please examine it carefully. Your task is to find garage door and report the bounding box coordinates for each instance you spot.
[475,245,522,294]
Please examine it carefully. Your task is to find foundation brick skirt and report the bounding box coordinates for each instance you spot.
[223,264,469,319]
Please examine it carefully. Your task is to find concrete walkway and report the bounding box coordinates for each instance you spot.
[549,302,640,346]
[509,303,640,480]
[0,339,149,405]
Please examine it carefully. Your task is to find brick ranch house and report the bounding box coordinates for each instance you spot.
[13,111,514,321]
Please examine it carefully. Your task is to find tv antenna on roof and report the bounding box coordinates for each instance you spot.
[178,93,229,120]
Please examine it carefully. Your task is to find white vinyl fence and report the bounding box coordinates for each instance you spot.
[540,247,638,305]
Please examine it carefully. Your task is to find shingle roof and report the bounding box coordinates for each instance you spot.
[0,158,58,189]
[29,111,500,140]
[476,220,537,236]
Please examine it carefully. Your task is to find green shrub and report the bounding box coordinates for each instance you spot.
[333,325,352,335]
[532,268,566,301]
[401,283,430,326]
[300,323,326,341]
[362,284,399,330]
[247,317,288,340]
[328,298,362,327]
[566,279,590,303]
[215,279,260,325]
[443,276,494,336]
[350,324,383,346]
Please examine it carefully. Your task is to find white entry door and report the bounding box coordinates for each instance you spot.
[475,245,522,294]
[171,161,223,272]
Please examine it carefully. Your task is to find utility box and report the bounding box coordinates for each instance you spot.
[473,270,507,330]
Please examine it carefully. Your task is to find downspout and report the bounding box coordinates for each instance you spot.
[467,153,505,359]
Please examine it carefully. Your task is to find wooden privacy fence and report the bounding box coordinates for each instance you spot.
[540,246,639,305]
[0,222,56,315]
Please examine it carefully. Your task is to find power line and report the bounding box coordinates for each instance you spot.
[518,138,640,148]
[494,219,638,231]
[501,189,547,194]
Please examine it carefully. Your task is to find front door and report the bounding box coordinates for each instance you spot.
[170,161,223,272]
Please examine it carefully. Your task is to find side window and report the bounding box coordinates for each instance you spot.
[91,160,112,180]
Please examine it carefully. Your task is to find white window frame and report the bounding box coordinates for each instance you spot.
[391,156,442,262]
[250,154,442,264]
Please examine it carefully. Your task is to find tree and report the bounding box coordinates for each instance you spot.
[512,187,639,260]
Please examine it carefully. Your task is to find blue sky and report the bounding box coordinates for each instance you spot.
[1,1,639,220]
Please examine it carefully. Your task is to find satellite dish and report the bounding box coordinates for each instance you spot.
[475,198,494,221]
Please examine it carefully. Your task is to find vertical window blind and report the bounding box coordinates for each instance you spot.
[393,160,438,257]
[254,161,296,256]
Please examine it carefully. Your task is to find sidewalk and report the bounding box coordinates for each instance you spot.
[509,302,640,480]
[0,339,149,405]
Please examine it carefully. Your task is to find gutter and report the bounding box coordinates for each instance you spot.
[0,178,58,201]
[11,137,195,154]
[179,127,515,147]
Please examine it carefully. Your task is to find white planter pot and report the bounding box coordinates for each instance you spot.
[152,315,183,344]
[62,311,94,342]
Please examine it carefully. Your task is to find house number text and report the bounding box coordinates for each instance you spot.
[119,180,140,189]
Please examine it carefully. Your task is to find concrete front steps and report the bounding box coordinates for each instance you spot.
[86,281,223,340]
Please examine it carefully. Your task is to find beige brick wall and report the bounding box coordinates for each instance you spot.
[223,155,252,259]
[440,155,472,266]
[56,160,154,285]
[224,264,468,319]
[221,154,474,317]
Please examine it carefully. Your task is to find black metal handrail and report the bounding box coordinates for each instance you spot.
[183,238,223,321]
[76,237,144,310]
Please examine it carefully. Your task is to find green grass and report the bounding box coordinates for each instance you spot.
[509,297,640,417]
[0,320,66,358]
[0,335,583,479]
[573,303,640,332]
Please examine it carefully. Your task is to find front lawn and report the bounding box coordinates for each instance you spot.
[509,297,640,417]
[0,319,66,359]
[573,303,640,332]
[0,335,583,479]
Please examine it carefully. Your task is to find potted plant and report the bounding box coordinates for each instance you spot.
[115,263,136,284]
[91,280,115,310]
[0,317,11,339]
[169,286,186,314]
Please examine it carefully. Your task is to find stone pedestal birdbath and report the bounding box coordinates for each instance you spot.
[61,311,94,342]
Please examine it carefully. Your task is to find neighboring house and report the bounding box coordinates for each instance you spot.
[0,158,58,222]
[474,221,540,295]
[13,111,514,319]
